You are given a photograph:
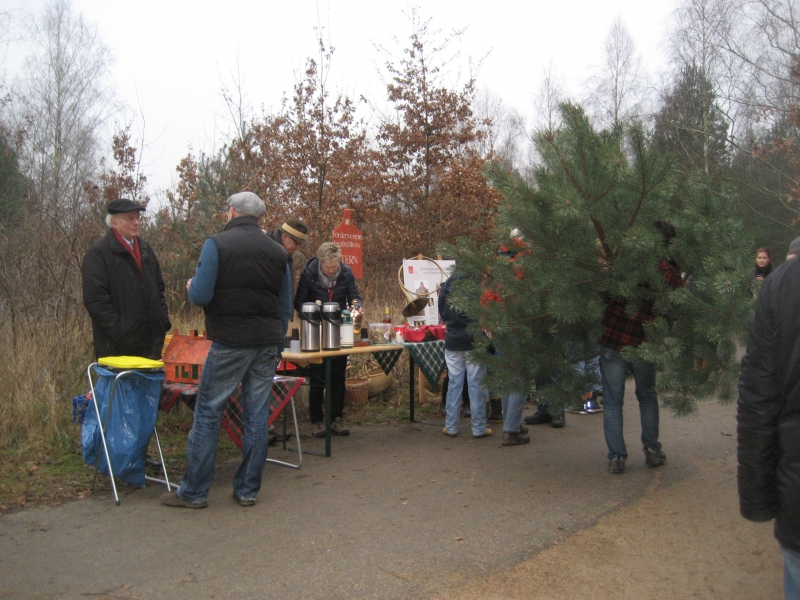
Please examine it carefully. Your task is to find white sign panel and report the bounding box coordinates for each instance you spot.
[401,259,455,326]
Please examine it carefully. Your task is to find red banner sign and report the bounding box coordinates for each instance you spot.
[332,208,363,279]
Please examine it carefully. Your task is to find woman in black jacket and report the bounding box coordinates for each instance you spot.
[294,242,363,437]
[749,247,773,282]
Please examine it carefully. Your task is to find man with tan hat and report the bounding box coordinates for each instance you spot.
[267,217,308,300]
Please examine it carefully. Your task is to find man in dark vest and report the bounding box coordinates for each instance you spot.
[82,199,171,360]
[161,191,290,509]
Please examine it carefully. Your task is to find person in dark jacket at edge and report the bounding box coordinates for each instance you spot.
[600,220,683,476]
[439,271,492,439]
[265,217,308,444]
[738,244,800,599]
[294,241,362,439]
[82,198,171,360]
[161,191,291,509]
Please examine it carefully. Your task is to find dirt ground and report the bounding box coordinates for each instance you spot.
[434,452,781,600]
[0,393,784,600]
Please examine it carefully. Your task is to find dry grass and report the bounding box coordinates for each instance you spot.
[0,271,437,510]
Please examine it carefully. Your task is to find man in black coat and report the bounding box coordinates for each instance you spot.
[82,199,170,360]
[738,255,800,598]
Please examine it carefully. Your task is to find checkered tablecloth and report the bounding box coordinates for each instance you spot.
[160,376,304,450]
[371,347,404,375]
[402,340,446,388]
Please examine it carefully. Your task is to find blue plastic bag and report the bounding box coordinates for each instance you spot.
[82,365,165,487]
[72,394,91,424]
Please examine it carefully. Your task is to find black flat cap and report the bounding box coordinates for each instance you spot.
[107,199,146,214]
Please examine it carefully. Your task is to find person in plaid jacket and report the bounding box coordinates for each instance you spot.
[601,220,683,475]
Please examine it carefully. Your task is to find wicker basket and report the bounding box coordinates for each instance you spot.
[366,365,392,397]
[345,366,370,406]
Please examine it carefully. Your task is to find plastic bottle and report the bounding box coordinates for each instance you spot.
[382,306,392,325]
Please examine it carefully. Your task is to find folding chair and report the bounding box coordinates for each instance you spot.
[85,356,175,506]
[265,376,305,469]
[219,375,305,470]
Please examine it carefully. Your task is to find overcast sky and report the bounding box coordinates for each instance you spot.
[3,0,678,195]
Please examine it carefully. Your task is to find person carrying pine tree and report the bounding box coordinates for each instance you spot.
[601,220,683,475]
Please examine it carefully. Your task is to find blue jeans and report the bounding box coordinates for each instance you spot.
[600,345,661,460]
[501,391,525,433]
[493,347,525,433]
[573,355,602,393]
[179,342,278,502]
[444,349,488,435]
[784,545,800,600]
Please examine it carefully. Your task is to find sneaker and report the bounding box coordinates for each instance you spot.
[331,417,350,436]
[644,447,666,468]
[551,413,566,428]
[233,493,256,507]
[442,427,457,437]
[523,411,552,425]
[473,428,493,439]
[267,429,278,446]
[160,490,207,509]
[518,423,529,434]
[608,457,626,475]
[311,422,326,438]
[462,405,472,418]
[502,431,530,446]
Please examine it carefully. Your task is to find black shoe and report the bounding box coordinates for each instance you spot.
[487,398,504,422]
[608,457,626,474]
[551,413,565,428]
[644,447,666,467]
[523,411,552,425]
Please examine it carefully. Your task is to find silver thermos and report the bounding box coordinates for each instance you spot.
[321,302,342,351]
[300,302,321,352]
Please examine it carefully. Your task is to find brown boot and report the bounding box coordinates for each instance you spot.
[502,431,530,446]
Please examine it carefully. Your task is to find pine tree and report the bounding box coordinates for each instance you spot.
[441,103,753,415]
[653,64,729,177]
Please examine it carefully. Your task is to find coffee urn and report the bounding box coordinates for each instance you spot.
[321,302,342,351]
[300,302,321,352]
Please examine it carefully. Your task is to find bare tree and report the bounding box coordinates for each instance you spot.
[585,18,650,129]
[10,0,116,223]
[472,87,527,172]
[533,62,566,133]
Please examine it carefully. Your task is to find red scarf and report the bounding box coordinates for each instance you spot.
[111,228,142,271]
